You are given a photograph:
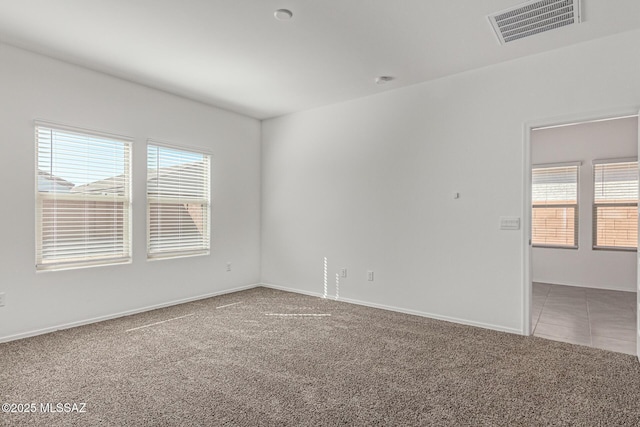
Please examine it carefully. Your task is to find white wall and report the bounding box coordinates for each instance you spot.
[0,43,262,341]
[532,118,638,291]
[261,30,640,334]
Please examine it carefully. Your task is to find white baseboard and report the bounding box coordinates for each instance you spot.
[259,282,326,299]
[0,283,261,343]
[533,279,636,293]
[2,281,524,343]
[259,282,523,335]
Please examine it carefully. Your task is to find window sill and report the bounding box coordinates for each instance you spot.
[532,245,578,250]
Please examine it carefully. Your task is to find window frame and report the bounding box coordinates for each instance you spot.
[592,158,638,252]
[531,162,580,250]
[34,121,133,271]
[146,140,212,260]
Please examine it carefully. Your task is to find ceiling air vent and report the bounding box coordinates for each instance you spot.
[488,0,581,45]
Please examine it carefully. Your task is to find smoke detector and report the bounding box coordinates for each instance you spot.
[488,0,581,45]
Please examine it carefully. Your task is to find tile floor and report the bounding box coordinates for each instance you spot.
[532,282,637,355]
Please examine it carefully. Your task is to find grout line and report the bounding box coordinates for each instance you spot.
[532,283,551,334]
[539,284,637,355]
[534,333,592,349]
[537,285,590,338]
[590,331,637,343]
[586,292,593,347]
[125,313,195,332]
[532,311,541,334]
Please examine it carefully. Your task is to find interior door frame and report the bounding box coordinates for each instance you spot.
[522,106,640,339]
[637,110,640,361]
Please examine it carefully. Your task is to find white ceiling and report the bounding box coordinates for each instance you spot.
[0,1,638,119]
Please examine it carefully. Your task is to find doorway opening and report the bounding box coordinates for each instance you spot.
[523,110,639,356]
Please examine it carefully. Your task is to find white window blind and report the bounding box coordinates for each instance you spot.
[593,160,638,250]
[532,164,579,248]
[147,143,211,259]
[35,123,132,270]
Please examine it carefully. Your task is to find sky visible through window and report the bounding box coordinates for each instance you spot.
[38,129,204,187]
[37,129,127,187]
[147,145,205,172]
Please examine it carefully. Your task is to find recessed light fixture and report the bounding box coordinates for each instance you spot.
[375,76,394,85]
[274,9,293,21]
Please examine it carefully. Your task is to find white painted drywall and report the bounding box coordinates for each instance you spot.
[261,30,640,334]
[531,117,638,291]
[0,43,261,341]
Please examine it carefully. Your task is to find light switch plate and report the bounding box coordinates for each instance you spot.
[500,216,520,230]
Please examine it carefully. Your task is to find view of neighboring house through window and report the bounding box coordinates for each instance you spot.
[532,164,579,248]
[35,123,132,270]
[147,142,211,259]
[593,159,638,250]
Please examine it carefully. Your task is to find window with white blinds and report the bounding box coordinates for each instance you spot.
[532,164,579,248]
[35,123,132,271]
[593,159,638,250]
[147,142,211,259]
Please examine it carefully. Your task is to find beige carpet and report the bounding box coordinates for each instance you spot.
[1,287,639,426]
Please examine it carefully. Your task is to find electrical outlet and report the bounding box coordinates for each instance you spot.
[0,292,5,307]
[226,262,232,272]
[367,271,374,281]
[340,268,347,278]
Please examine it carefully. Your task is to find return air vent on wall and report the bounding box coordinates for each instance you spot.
[488,0,581,45]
